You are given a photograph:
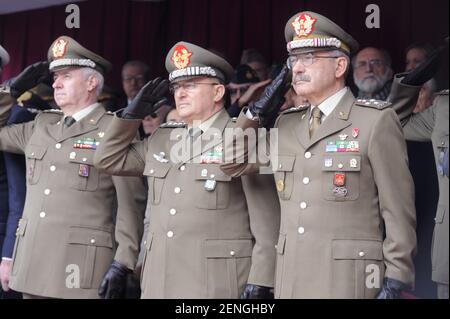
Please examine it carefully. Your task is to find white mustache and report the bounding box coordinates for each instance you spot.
[361,73,377,81]
[293,74,311,83]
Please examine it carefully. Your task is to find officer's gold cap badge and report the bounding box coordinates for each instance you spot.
[171,44,193,69]
[52,38,68,59]
[292,13,316,38]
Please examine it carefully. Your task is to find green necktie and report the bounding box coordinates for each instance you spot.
[64,116,76,127]
[309,107,322,137]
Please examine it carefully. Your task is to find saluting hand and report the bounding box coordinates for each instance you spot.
[9,61,50,99]
[121,77,169,120]
[237,79,272,108]
[248,65,292,126]
[401,40,447,86]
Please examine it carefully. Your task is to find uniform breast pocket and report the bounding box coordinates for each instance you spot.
[68,152,99,192]
[143,161,171,205]
[194,165,232,210]
[273,155,295,201]
[25,145,47,185]
[322,155,361,201]
[65,226,114,289]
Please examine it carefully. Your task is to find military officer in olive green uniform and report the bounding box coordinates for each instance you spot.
[94,42,280,299]
[393,87,449,298]
[221,11,417,298]
[386,39,449,299]
[0,36,146,298]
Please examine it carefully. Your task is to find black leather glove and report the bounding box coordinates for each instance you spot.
[401,43,446,86]
[375,278,409,299]
[124,272,141,299]
[98,260,132,299]
[240,284,274,299]
[18,92,52,110]
[248,65,292,126]
[9,61,50,99]
[121,77,169,120]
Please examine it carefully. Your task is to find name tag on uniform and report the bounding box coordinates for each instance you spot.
[79,164,90,177]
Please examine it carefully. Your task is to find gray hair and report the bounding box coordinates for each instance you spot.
[329,49,351,78]
[81,67,104,96]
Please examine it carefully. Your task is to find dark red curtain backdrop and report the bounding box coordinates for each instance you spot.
[1,0,448,91]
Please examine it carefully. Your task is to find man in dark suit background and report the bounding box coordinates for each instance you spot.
[1,103,41,299]
[0,42,23,299]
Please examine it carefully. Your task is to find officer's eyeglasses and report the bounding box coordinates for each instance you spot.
[353,59,384,70]
[287,53,339,69]
[169,81,220,94]
[122,75,146,83]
